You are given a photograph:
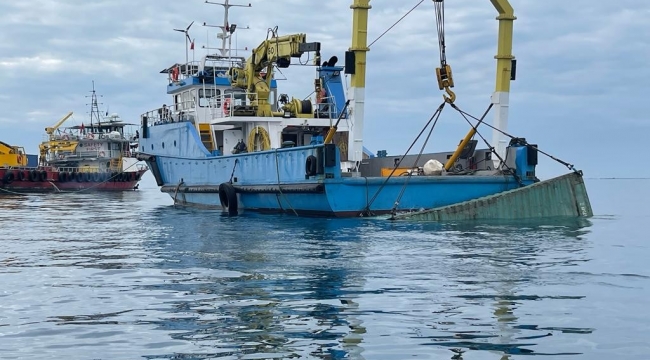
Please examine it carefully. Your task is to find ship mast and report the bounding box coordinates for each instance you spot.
[86,80,103,131]
[204,0,251,63]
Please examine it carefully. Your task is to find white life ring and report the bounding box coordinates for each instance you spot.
[62,134,70,141]
[99,151,105,157]
[58,154,64,159]
[87,133,95,139]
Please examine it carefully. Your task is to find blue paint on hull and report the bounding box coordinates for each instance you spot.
[167,176,521,217]
[139,122,531,217]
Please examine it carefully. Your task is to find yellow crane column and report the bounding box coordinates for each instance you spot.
[346,0,371,171]
[490,0,516,165]
[445,0,515,171]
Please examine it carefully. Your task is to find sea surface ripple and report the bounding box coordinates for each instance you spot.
[0,178,648,359]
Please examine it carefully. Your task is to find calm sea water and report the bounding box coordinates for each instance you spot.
[0,175,648,360]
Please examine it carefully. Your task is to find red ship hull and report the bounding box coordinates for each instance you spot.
[0,167,148,193]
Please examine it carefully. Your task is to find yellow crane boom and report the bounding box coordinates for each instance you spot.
[45,111,74,136]
[228,32,321,117]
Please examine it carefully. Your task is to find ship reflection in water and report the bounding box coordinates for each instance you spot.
[0,190,600,359]
[134,209,594,359]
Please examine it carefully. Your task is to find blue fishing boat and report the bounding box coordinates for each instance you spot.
[136,0,587,218]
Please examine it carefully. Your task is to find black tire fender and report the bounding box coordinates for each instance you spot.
[219,182,238,216]
[305,155,317,177]
[2,172,15,185]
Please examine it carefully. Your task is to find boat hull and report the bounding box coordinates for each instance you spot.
[0,168,148,193]
[138,122,537,218]
[162,175,523,217]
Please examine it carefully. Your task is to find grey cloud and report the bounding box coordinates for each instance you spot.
[0,0,648,178]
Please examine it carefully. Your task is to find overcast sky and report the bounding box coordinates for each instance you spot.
[1,0,648,179]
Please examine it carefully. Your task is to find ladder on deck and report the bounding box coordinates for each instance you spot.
[110,154,122,171]
[198,123,215,152]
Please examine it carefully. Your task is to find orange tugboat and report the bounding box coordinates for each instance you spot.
[0,87,148,193]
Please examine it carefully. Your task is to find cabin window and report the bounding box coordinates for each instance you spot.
[225,89,247,106]
[189,89,196,108]
[180,91,192,110]
[199,88,220,107]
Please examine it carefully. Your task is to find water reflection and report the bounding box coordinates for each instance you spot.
[131,210,595,359]
[0,191,599,359]
[405,218,594,358]
[133,211,371,359]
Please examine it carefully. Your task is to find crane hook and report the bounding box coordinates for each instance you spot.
[443,86,456,103]
[436,64,456,103]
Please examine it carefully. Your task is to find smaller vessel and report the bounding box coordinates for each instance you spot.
[0,85,148,193]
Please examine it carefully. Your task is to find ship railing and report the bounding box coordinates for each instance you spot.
[170,60,246,83]
[206,92,339,120]
[47,133,82,142]
[169,61,202,83]
[90,132,130,141]
[313,94,338,120]
[51,149,129,161]
[44,132,133,142]
[209,92,258,119]
[56,166,105,173]
[1,165,40,171]
[123,131,140,142]
[71,150,111,159]
[53,162,146,174]
[122,150,138,158]
[142,99,197,127]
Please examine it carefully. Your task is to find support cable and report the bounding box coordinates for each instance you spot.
[368,0,426,48]
[389,103,445,217]
[449,103,523,186]
[452,107,582,174]
[362,102,446,216]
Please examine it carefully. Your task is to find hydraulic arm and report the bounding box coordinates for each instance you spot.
[228,31,321,116]
[45,111,74,138]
